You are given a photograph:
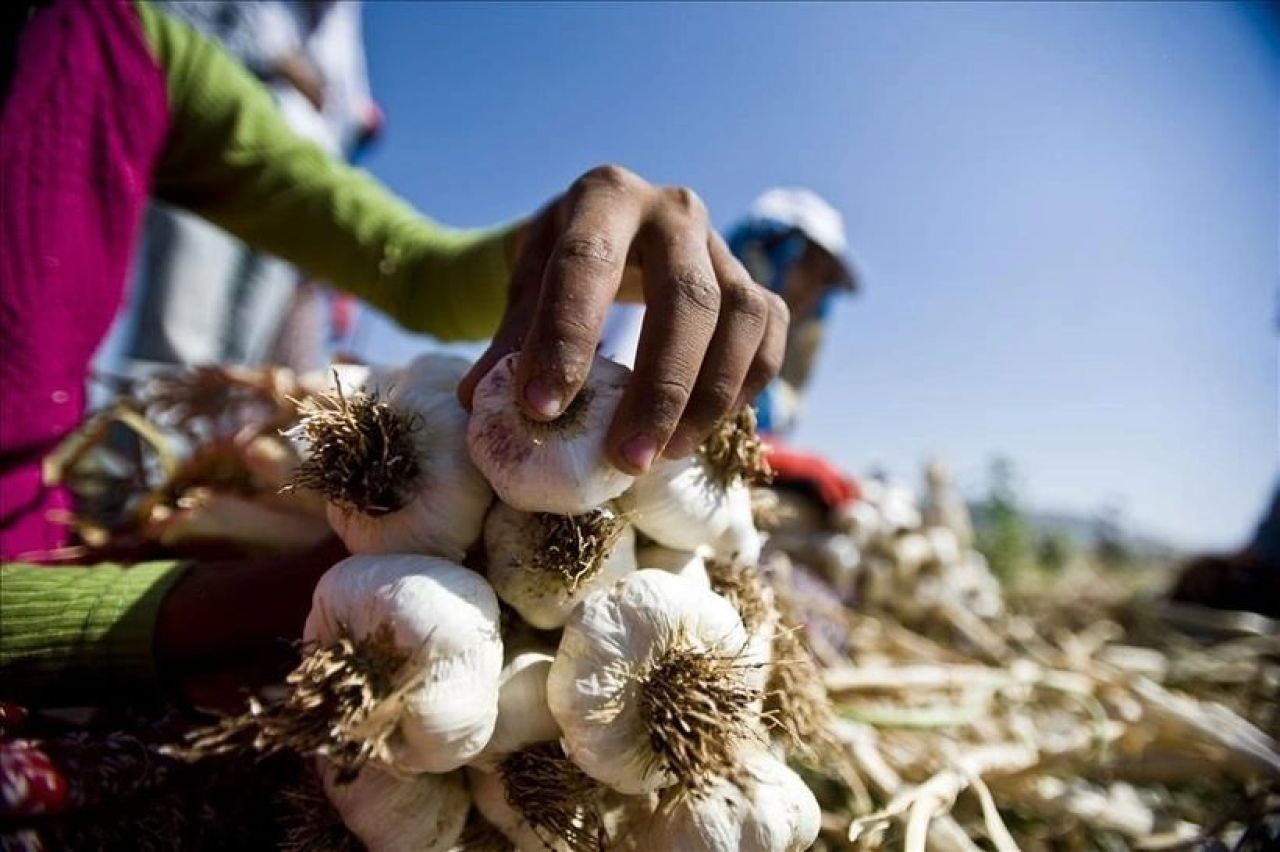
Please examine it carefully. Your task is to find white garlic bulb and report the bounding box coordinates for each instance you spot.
[642,748,820,852]
[620,455,754,553]
[305,554,503,774]
[294,356,493,562]
[468,743,604,852]
[321,761,470,852]
[635,544,710,588]
[471,648,560,770]
[467,352,634,514]
[547,570,767,795]
[619,410,768,559]
[484,502,637,629]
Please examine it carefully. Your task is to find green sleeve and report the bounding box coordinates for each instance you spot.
[0,561,188,700]
[134,1,513,342]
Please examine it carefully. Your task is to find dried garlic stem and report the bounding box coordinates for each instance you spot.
[699,408,772,489]
[173,625,413,782]
[289,385,421,516]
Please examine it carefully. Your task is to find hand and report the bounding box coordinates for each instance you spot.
[458,165,790,474]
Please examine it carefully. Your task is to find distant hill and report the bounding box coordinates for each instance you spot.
[969,503,1183,563]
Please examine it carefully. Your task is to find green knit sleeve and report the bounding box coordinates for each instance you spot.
[0,561,188,701]
[134,1,513,342]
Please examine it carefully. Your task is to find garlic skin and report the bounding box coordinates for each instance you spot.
[484,502,637,629]
[643,749,820,852]
[467,352,634,514]
[635,545,710,588]
[547,570,767,795]
[324,362,493,562]
[305,554,503,774]
[620,455,755,554]
[321,761,470,852]
[471,648,560,770]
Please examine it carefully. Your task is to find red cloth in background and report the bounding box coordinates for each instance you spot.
[766,445,859,511]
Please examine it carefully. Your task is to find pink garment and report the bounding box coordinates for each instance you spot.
[0,0,169,559]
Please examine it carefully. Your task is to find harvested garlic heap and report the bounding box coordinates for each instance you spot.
[183,353,830,852]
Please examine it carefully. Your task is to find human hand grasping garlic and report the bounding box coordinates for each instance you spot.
[459,165,790,475]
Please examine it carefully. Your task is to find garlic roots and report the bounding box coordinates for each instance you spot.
[547,570,767,795]
[467,353,633,514]
[292,357,492,562]
[484,502,637,629]
[469,742,606,852]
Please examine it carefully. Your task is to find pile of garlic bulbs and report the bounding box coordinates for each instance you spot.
[193,352,826,852]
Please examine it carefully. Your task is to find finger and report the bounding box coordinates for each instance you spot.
[515,166,644,421]
[736,288,789,411]
[457,212,556,408]
[607,191,721,473]
[663,234,769,458]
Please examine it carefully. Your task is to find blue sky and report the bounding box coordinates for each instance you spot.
[354,1,1278,550]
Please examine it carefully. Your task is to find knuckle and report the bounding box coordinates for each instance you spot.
[691,377,738,423]
[642,377,693,429]
[581,163,636,191]
[664,185,707,220]
[671,267,721,318]
[555,232,619,269]
[766,290,791,325]
[723,281,770,327]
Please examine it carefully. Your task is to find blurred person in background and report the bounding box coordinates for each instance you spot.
[122,0,379,372]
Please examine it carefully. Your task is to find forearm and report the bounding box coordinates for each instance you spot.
[138,0,515,342]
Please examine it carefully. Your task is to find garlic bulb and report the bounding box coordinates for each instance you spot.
[642,748,820,852]
[304,554,503,774]
[468,742,605,852]
[547,570,767,795]
[471,648,560,770]
[321,761,470,852]
[620,410,768,556]
[291,356,493,562]
[635,544,710,588]
[467,352,633,514]
[484,502,637,629]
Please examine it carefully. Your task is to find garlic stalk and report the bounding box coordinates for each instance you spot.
[182,555,503,776]
[705,558,778,671]
[321,760,470,852]
[642,748,820,852]
[471,648,560,770]
[635,544,710,588]
[619,409,769,557]
[547,570,767,795]
[484,502,636,629]
[290,356,492,562]
[468,741,606,852]
[467,352,633,514]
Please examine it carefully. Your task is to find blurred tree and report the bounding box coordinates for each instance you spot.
[1036,531,1074,573]
[975,455,1032,580]
[1094,500,1131,570]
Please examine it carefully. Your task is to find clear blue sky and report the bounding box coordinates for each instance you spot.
[354,1,1278,550]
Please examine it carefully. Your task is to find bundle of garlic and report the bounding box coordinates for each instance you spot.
[180,352,840,852]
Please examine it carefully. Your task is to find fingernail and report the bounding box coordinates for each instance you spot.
[663,432,697,459]
[621,433,659,472]
[523,378,563,418]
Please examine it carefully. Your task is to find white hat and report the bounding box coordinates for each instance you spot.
[749,187,857,289]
